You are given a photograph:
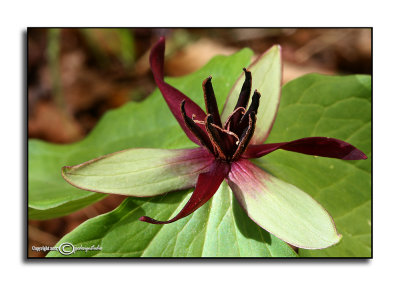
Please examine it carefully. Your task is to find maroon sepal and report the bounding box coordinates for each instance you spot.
[243,137,368,160]
[150,37,207,146]
[139,160,231,224]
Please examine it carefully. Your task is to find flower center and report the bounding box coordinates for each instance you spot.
[181,68,260,162]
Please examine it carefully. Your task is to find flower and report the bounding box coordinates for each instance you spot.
[62,37,367,249]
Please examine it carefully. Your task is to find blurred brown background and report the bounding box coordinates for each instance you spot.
[28,28,372,257]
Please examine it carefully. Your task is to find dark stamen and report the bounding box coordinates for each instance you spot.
[224,107,245,131]
[234,68,252,110]
[232,112,257,161]
[205,115,228,160]
[238,90,261,128]
[183,69,260,163]
[211,123,240,143]
[228,69,252,133]
[181,101,215,154]
[202,76,222,127]
[244,90,260,116]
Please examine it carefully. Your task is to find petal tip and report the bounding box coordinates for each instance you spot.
[346,149,368,160]
[140,216,169,225]
[139,216,155,223]
[158,36,165,44]
[269,44,282,54]
[288,231,343,250]
[61,165,72,179]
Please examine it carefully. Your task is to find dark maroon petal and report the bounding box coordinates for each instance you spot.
[139,160,230,224]
[243,137,368,160]
[202,76,222,128]
[150,37,207,145]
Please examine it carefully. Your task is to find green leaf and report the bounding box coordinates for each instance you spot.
[28,48,254,220]
[28,194,106,220]
[47,182,297,257]
[62,148,213,197]
[32,43,370,257]
[221,45,281,144]
[255,74,371,257]
[29,140,107,219]
[228,159,341,249]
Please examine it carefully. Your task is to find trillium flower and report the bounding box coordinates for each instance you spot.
[62,37,367,250]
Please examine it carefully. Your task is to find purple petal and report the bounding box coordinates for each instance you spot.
[139,160,230,224]
[243,137,368,160]
[150,37,207,145]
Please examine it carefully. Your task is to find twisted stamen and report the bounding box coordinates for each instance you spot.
[232,112,257,161]
[210,122,240,144]
[237,90,260,131]
[205,115,227,160]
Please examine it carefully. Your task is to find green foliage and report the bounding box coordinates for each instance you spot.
[256,74,371,257]
[28,48,253,219]
[29,48,371,257]
[47,182,297,257]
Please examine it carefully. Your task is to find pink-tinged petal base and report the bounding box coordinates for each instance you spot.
[244,137,367,160]
[150,37,207,146]
[227,159,342,249]
[140,159,230,224]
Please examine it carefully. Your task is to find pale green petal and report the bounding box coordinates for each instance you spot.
[221,45,282,144]
[62,148,213,197]
[227,159,342,249]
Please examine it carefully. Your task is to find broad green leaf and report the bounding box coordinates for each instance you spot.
[47,182,297,257]
[29,48,253,220]
[62,148,213,196]
[28,194,106,220]
[31,43,370,257]
[255,74,371,257]
[228,159,341,249]
[221,45,281,144]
